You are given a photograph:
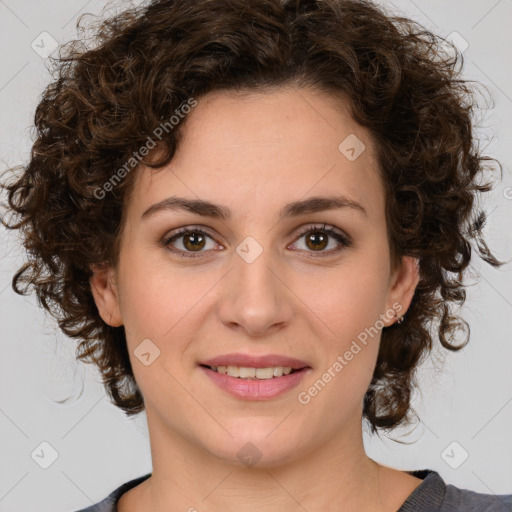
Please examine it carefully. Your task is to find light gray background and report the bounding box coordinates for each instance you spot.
[0,1,511,511]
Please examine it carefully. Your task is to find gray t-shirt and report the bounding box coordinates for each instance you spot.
[74,469,512,511]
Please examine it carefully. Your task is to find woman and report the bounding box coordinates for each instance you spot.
[2,0,511,510]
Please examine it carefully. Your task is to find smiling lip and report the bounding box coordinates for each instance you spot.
[200,353,310,369]
[198,353,311,401]
[199,366,311,400]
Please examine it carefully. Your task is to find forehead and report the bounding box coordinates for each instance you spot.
[129,87,384,221]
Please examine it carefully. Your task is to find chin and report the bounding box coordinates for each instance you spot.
[204,428,309,469]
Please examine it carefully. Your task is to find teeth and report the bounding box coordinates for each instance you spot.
[211,365,295,379]
[239,367,256,378]
[227,365,239,377]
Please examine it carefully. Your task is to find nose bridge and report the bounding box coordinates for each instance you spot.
[218,234,292,334]
[236,235,275,291]
[234,233,280,301]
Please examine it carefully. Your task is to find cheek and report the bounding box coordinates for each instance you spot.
[301,283,384,418]
[117,247,206,340]
[116,260,201,399]
[292,252,389,398]
[296,255,389,343]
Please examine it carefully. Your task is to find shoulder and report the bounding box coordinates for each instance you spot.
[443,483,512,512]
[400,469,512,512]
[72,473,152,512]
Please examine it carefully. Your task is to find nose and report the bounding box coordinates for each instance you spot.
[217,242,293,337]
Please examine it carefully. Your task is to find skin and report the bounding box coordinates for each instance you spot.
[90,85,421,511]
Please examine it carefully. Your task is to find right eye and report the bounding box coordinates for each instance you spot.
[162,227,222,258]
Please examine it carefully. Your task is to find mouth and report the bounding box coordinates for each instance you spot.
[199,364,305,380]
[198,363,311,400]
[198,354,311,399]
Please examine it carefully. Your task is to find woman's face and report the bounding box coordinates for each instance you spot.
[91,86,418,467]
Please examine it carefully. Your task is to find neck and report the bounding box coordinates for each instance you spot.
[138,408,389,512]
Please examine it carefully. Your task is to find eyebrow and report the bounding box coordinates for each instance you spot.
[141,194,367,221]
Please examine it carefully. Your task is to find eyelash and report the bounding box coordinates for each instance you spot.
[161,223,352,259]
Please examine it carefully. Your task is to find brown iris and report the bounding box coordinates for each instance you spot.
[183,232,206,251]
[305,230,328,251]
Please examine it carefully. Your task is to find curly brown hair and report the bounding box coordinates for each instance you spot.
[1,0,504,433]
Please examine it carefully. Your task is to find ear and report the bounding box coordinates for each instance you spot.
[89,264,123,327]
[385,256,420,325]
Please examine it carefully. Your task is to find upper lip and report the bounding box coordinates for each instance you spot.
[200,353,310,370]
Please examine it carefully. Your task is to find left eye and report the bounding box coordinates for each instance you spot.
[162,224,351,258]
[289,224,351,255]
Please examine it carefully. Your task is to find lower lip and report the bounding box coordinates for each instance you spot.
[199,366,310,400]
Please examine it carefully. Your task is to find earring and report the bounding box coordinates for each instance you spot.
[394,311,404,325]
